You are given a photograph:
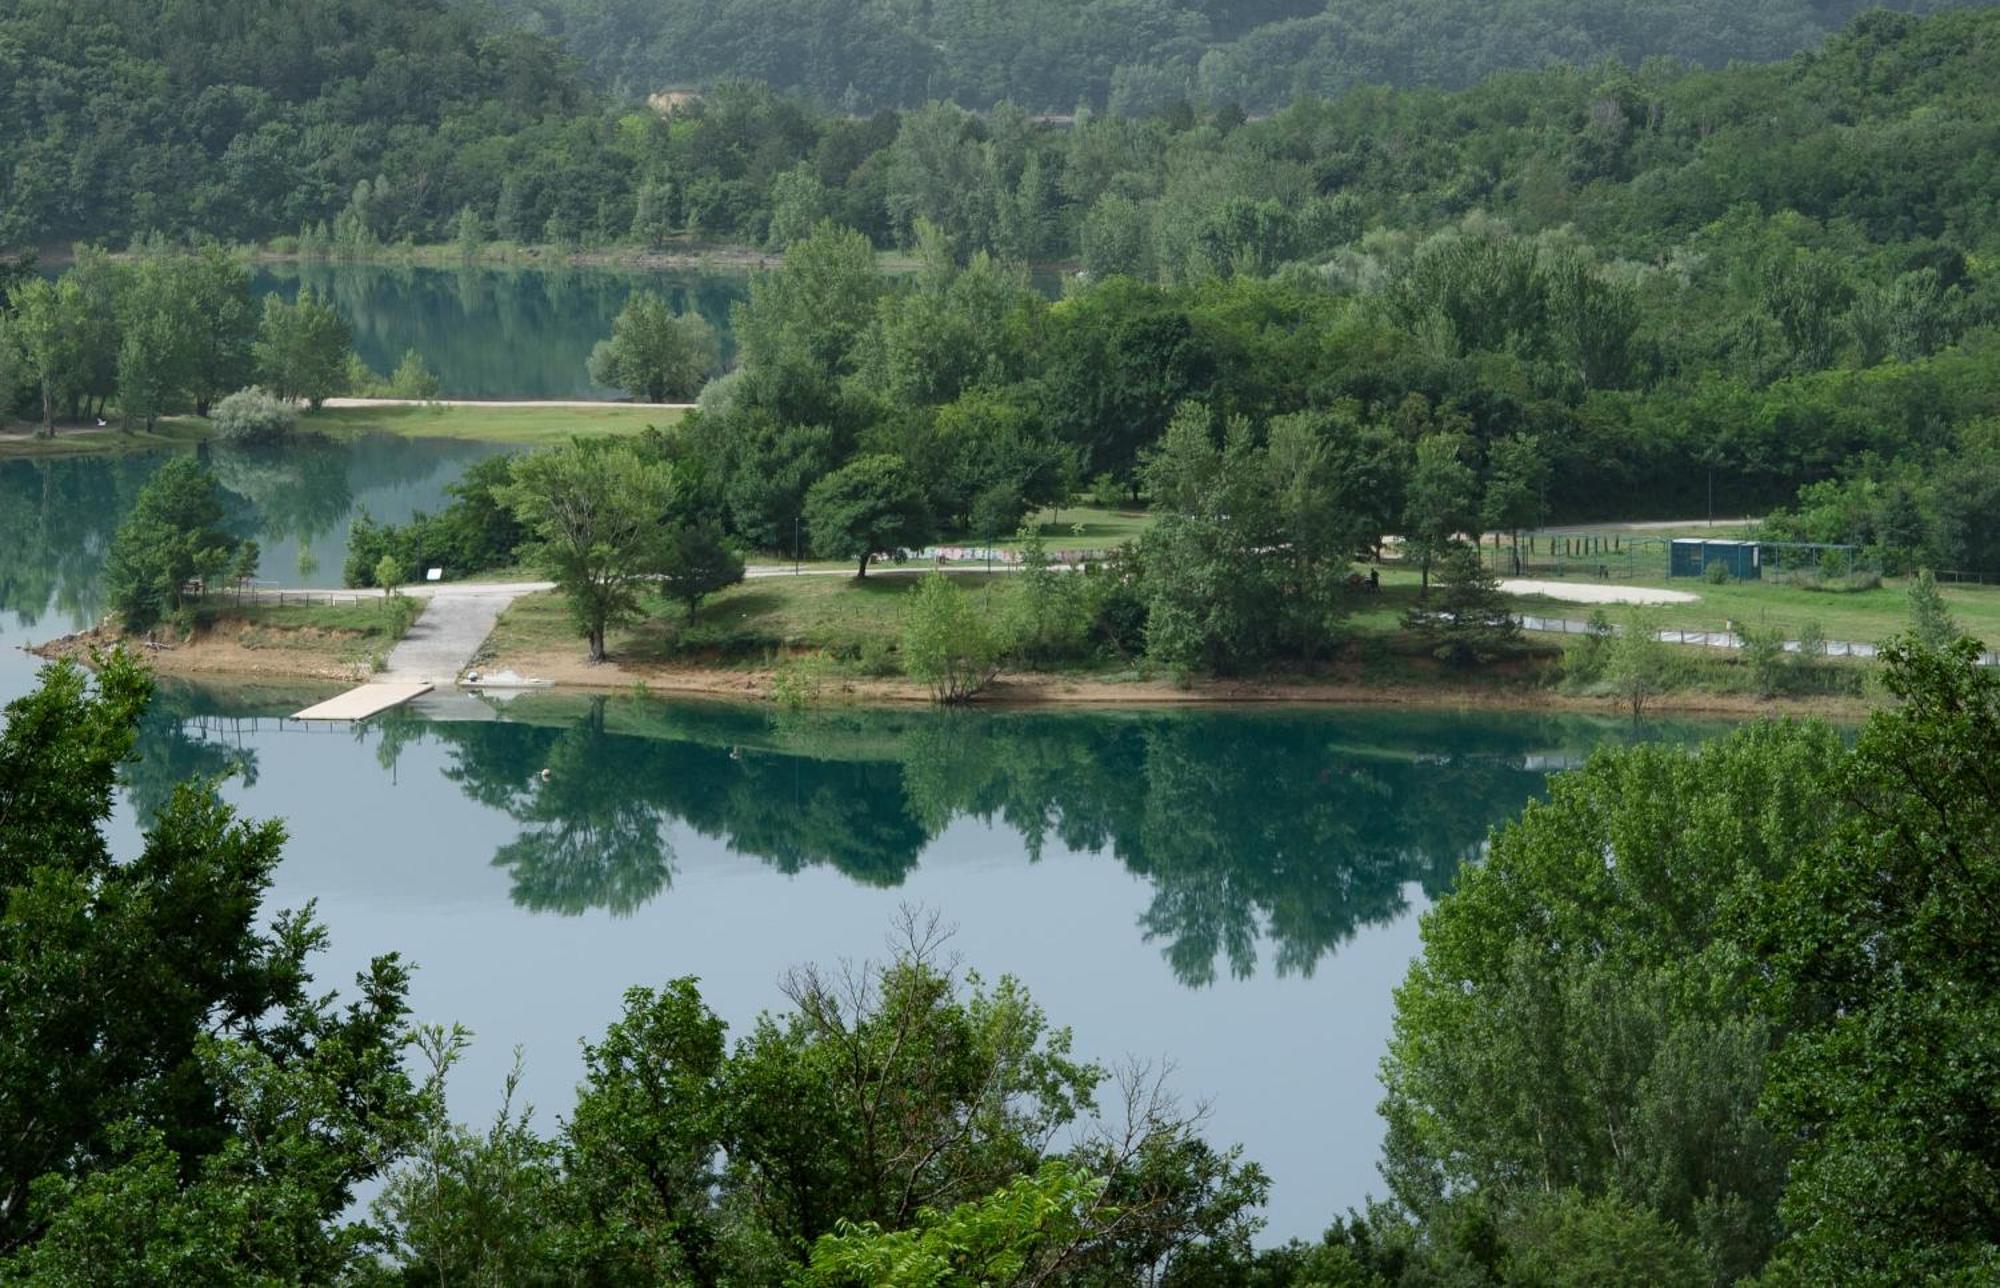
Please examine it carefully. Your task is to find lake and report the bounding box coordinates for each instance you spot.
[254,262,751,399]
[0,440,1721,1241]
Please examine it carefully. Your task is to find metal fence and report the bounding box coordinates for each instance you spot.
[203,587,387,609]
[1517,612,1999,666]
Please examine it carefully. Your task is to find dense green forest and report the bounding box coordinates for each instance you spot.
[489,0,1985,112]
[2,3,1995,266]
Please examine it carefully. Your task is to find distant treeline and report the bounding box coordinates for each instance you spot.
[487,0,1984,113]
[3,2,1997,273]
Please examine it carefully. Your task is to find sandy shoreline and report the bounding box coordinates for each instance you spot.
[26,628,1873,721]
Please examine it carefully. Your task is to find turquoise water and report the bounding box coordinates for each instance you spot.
[93,674,1709,1240]
[0,441,1727,1240]
[251,262,750,399]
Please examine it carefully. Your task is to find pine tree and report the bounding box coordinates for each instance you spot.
[1406,542,1519,667]
[1908,568,1961,651]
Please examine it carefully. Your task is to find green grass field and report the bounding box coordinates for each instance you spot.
[1506,575,2000,647]
[304,402,679,444]
[0,420,212,459]
[0,402,675,460]
[195,595,421,669]
[487,572,1027,667]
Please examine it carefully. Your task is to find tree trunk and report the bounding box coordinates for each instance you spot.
[588,625,606,663]
[39,383,54,438]
[857,553,870,578]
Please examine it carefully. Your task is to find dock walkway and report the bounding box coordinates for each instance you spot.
[289,580,552,721]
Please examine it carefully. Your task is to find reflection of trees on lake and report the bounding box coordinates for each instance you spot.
[209,444,355,550]
[256,264,749,398]
[122,705,260,824]
[0,456,157,629]
[0,441,503,633]
[411,702,1620,985]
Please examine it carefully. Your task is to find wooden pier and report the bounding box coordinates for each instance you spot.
[291,681,433,721]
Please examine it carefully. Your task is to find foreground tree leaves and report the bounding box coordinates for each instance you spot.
[1377,638,2000,1281]
[0,652,423,1277]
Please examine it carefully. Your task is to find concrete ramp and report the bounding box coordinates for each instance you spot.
[292,681,433,722]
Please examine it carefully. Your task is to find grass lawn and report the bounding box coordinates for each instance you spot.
[1509,575,2000,646]
[0,403,674,460]
[0,420,212,460]
[488,572,1028,666]
[195,596,422,669]
[995,505,1155,551]
[304,402,679,445]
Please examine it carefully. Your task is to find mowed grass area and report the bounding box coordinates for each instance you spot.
[0,420,212,459]
[304,402,679,445]
[192,596,422,668]
[0,403,675,459]
[996,505,1156,551]
[486,572,1028,667]
[1512,575,2000,646]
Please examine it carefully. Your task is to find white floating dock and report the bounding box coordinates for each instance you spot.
[292,681,433,721]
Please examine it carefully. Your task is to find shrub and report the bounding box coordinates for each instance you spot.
[1702,560,1732,585]
[1562,609,1616,687]
[902,573,1001,703]
[210,386,296,444]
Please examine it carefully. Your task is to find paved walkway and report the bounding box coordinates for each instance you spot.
[384,582,553,686]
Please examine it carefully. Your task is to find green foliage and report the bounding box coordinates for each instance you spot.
[1403,433,1479,589]
[103,456,245,632]
[800,1160,1110,1287]
[804,454,932,578]
[1134,402,1367,676]
[209,386,296,444]
[1006,527,1092,668]
[660,519,745,622]
[386,349,441,400]
[1606,606,1679,721]
[1376,641,2000,1279]
[1405,542,1520,667]
[1382,721,1844,1277]
[343,455,526,587]
[902,573,1002,703]
[502,439,682,661]
[0,655,423,1274]
[253,288,352,410]
[1754,640,2000,1280]
[1906,567,1961,650]
[587,292,720,403]
[374,553,408,597]
[357,913,1261,1283]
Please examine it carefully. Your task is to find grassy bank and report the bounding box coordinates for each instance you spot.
[307,402,678,445]
[0,402,673,460]
[36,595,422,682]
[473,571,1881,717]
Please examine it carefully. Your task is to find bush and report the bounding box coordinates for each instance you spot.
[1702,560,1732,585]
[1561,609,1616,687]
[210,386,296,444]
[903,573,1001,702]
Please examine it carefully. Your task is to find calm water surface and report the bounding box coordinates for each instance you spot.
[0,441,1723,1240]
[251,263,749,399]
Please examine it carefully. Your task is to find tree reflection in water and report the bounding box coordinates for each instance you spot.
[302,697,1681,987]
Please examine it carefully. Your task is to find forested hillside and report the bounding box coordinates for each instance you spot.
[6,4,1999,267]
[0,0,595,248]
[488,0,1989,111]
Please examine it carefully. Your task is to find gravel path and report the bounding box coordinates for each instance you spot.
[1500,579,1700,605]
